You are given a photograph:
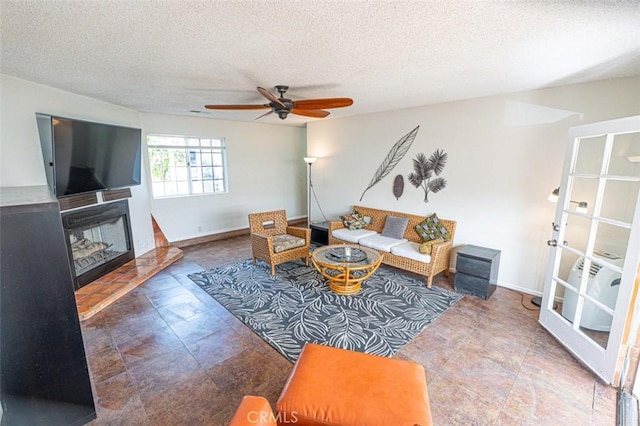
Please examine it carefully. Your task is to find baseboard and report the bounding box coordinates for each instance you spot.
[448,267,541,297]
[495,281,564,305]
[173,228,249,248]
[173,217,307,248]
[496,279,541,297]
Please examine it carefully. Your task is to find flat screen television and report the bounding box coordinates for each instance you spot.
[49,116,142,197]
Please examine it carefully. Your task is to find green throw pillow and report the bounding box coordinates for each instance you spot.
[415,213,451,242]
[340,210,367,230]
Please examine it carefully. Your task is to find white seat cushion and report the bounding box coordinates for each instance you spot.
[390,241,431,263]
[359,234,406,252]
[332,228,378,243]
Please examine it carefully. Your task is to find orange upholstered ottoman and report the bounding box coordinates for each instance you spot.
[276,343,432,426]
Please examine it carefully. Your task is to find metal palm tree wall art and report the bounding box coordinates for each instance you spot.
[408,150,448,202]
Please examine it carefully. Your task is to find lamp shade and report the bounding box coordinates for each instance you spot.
[304,157,317,164]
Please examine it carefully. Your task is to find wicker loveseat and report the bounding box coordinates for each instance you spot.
[329,206,456,287]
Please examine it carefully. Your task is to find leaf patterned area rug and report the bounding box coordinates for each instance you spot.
[188,259,462,363]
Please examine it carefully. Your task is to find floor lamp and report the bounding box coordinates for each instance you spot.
[304,157,317,227]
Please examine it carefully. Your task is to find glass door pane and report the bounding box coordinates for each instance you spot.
[609,132,640,177]
[570,177,598,216]
[564,213,591,255]
[601,180,640,223]
[574,135,606,175]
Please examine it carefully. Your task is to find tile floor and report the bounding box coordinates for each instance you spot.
[82,235,617,425]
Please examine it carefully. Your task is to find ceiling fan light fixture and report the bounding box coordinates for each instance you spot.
[277,110,289,120]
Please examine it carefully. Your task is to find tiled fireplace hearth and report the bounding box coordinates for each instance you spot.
[74,215,183,320]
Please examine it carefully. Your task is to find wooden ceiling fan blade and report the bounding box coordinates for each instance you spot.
[257,87,286,108]
[291,109,330,118]
[293,98,353,110]
[255,110,274,120]
[204,104,269,110]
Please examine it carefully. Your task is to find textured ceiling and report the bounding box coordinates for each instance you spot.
[1,1,639,126]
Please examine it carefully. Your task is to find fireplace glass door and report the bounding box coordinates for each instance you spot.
[70,215,129,277]
[61,200,135,289]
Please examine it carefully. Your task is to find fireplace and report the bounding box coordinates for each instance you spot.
[61,200,135,290]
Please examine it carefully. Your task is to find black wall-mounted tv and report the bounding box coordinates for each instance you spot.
[48,116,142,198]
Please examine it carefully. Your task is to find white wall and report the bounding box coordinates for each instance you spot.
[140,113,306,241]
[307,77,640,295]
[0,74,156,255]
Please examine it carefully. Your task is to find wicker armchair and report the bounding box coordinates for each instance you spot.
[248,210,310,276]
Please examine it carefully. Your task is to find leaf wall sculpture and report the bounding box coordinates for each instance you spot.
[393,174,404,200]
[408,149,448,202]
[359,126,419,201]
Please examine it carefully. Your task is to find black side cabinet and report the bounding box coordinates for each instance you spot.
[0,186,96,425]
[454,245,501,300]
[310,221,330,245]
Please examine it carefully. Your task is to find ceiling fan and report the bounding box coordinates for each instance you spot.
[204,85,353,120]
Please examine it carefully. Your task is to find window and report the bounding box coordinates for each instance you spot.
[147,135,227,198]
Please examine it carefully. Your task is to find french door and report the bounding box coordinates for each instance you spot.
[539,115,640,383]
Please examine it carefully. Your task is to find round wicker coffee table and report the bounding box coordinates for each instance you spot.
[311,244,383,295]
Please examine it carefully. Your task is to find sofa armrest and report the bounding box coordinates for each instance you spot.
[229,395,276,426]
[430,240,453,267]
[328,220,345,233]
